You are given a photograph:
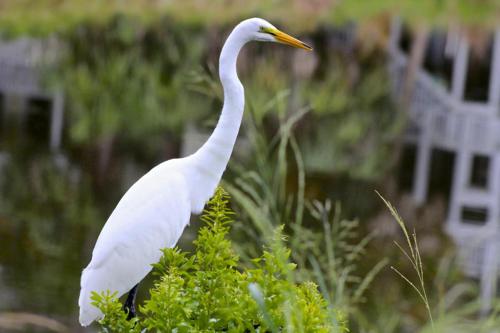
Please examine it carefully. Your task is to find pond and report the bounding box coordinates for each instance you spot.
[0,152,204,332]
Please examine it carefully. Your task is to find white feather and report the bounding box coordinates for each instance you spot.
[79,160,191,325]
[78,18,289,326]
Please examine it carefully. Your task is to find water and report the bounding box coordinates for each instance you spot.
[0,151,105,332]
[0,155,200,332]
[0,203,94,332]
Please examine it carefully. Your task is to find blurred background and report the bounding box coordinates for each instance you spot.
[0,0,499,332]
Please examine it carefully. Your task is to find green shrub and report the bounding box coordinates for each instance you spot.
[91,188,348,332]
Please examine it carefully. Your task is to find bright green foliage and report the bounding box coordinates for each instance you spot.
[91,291,140,333]
[91,188,348,332]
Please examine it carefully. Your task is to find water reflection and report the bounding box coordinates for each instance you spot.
[0,152,98,332]
[0,150,201,332]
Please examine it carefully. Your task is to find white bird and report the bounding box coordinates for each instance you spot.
[78,17,312,326]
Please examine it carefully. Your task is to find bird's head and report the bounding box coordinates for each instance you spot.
[240,18,312,51]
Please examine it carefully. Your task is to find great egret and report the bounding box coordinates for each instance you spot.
[78,17,312,326]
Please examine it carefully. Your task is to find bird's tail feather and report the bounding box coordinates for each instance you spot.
[78,268,104,326]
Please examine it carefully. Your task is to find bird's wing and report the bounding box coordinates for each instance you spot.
[79,164,191,326]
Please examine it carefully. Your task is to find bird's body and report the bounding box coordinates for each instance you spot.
[79,160,191,325]
[78,18,311,327]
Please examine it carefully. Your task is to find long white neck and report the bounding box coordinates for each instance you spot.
[186,25,247,213]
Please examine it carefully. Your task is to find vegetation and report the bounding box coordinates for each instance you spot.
[43,16,211,182]
[377,193,500,333]
[0,0,499,36]
[378,192,434,329]
[51,17,207,148]
[223,111,500,331]
[301,58,401,179]
[40,14,402,188]
[1,2,500,332]
[91,188,348,332]
[224,115,388,330]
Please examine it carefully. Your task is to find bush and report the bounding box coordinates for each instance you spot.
[91,188,348,332]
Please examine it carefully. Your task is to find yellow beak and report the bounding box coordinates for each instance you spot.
[266,28,312,51]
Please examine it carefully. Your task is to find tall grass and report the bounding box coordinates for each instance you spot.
[376,191,500,332]
[225,102,500,332]
[224,108,388,324]
[377,192,434,330]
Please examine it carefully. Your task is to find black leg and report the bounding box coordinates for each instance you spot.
[124,283,139,320]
